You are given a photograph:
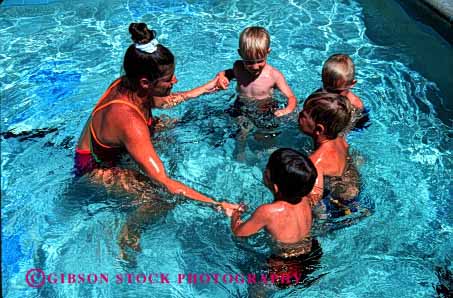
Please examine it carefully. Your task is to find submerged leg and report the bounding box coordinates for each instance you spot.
[88,167,174,260]
[330,158,361,202]
[118,199,173,260]
[89,167,155,194]
[233,115,253,161]
[327,157,373,219]
[152,114,178,133]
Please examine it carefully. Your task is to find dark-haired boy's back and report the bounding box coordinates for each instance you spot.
[231,196,312,244]
[230,148,320,288]
[230,148,317,247]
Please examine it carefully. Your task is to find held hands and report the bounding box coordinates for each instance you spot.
[216,72,230,90]
[232,202,247,216]
[217,202,247,217]
[230,202,247,232]
[201,72,230,94]
[203,76,222,93]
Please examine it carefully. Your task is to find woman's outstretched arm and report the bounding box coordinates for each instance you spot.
[117,109,238,212]
[153,75,221,109]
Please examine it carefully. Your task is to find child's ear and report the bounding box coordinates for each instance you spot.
[350,79,357,88]
[273,183,279,194]
[139,77,152,90]
[267,48,271,54]
[315,124,325,136]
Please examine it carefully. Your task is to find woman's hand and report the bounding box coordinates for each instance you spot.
[217,72,230,90]
[218,201,241,217]
[203,76,222,93]
[237,202,247,212]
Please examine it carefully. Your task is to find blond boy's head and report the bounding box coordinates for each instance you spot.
[239,27,270,60]
[322,54,356,92]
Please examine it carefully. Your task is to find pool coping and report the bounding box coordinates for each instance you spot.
[397,0,453,45]
[420,0,453,24]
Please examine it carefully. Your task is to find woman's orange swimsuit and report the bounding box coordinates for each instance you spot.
[74,79,153,177]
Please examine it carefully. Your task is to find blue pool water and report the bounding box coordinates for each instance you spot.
[1,0,452,297]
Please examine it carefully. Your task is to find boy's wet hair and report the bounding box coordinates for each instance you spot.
[239,26,270,60]
[267,148,317,204]
[122,22,175,92]
[322,54,355,92]
[300,92,352,139]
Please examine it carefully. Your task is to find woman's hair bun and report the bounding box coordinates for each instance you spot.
[129,23,156,44]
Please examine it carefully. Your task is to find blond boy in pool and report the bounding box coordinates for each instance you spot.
[217,26,297,116]
[216,27,298,159]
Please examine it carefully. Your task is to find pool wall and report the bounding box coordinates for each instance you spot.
[398,0,453,44]
[421,0,453,23]
[358,0,453,126]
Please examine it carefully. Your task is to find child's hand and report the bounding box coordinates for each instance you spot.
[218,201,240,217]
[237,202,248,212]
[217,72,230,90]
[274,108,291,117]
[203,77,221,93]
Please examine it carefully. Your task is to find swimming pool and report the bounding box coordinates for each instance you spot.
[1,0,452,297]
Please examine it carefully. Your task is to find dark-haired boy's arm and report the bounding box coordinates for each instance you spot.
[308,173,324,206]
[231,205,268,237]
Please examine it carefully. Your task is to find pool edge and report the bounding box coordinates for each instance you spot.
[420,0,453,24]
[397,0,453,46]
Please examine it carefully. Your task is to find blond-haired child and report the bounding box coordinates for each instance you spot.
[217,27,298,159]
[321,54,364,110]
[218,26,297,116]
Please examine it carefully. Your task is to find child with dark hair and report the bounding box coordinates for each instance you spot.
[231,148,316,241]
[230,148,322,287]
[318,54,369,131]
[298,92,361,216]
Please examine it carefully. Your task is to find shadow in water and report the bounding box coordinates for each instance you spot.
[356,0,453,126]
[435,263,453,297]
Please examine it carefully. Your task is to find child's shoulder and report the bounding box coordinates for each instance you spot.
[266,63,277,72]
[267,64,285,80]
[256,202,283,215]
[266,201,294,214]
[345,91,364,110]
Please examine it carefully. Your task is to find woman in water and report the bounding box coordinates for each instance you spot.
[76,23,239,217]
